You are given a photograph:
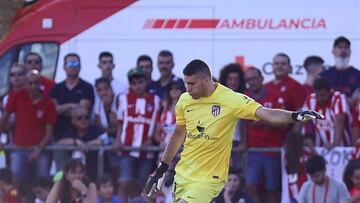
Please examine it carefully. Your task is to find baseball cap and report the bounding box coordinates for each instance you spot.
[127,67,145,82]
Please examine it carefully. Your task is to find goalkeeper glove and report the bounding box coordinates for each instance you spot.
[144,161,169,196]
[292,110,325,121]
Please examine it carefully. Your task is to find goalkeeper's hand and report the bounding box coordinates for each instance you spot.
[144,161,169,196]
[292,110,325,121]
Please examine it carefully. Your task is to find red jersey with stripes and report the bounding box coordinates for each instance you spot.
[351,101,360,128]
[160,108,176,144]
[303,91,351,146]
[117,92,160,158]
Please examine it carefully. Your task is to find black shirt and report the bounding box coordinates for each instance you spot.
[50,78,94,140]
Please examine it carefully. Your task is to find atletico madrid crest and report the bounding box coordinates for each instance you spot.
[211,105,221,117]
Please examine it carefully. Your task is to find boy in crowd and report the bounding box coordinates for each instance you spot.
[97,174,123,203]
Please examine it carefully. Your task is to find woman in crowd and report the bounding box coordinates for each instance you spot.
[46,159,97,203]
[343,159,360,203]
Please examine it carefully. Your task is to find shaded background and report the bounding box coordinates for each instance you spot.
[0,0,22,39]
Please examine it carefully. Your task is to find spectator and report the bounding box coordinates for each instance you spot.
[94,51,127,114]
[155,81,186,147]
[50,53,94,170]
[137,55,154,87]
[320,36,360,97]
[243,67,286,203]
[350,88,360,144]
[114,67,161,202]
[24,52,55,96]
[0,63,27,146]
[32,177,53,203]
[266,53,306,111]
[212,169,254,203]
[299,77,351,148]
[148,50,185,99]
[219,63,246,93]
[303,56,325,96]
[94,77,118,139]
[219,63,246,170]
[343,159,360,203]
[97,51,128,96]
[58,105,107,180]
[284,133,316,202]
[46,159,97,203]
[97,174,123,203]
[297,155,349,203]
[0,70,56,183]
[0,168,22,203]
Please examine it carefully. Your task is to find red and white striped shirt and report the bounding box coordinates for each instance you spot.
[351,101,360,128]
[117,92,160,158]
[303,91,351,146]
[160,108,176,144]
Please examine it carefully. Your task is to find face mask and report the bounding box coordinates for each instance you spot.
[334,57,350,69]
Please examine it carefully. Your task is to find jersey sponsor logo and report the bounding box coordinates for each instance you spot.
[196,121,205,132]
[186,109,194,112]
[211,105,221,117]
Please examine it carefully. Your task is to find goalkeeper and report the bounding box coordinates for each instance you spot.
[145,59,324,203]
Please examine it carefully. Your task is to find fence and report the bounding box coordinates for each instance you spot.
[1,145,281,178]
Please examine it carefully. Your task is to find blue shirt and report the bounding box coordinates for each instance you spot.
[97,196,123,203]
[320,66,360,97]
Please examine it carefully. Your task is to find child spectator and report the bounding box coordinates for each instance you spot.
[0,168,22,203]
[32,177,53,203]
[212,169,254,203]
[58,105,107,180]
[46,159,97,203]
[343,159,360,203]
[97,174,123,203]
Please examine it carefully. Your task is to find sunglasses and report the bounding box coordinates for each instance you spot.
[10,72,25,77]
[76,115,90,121]
[25,59,41,65]
[65,61,81,68]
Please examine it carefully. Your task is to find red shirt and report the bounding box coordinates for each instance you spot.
[246,87,286,149]
[117,92,161,158]
[351,101,360,128]
[2,187,22,203]
[266,76,306,111]
[5,90,57,147]
[40,76,55,96]
[350,187,360,203]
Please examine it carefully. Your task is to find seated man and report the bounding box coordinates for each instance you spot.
[58,105,107,180]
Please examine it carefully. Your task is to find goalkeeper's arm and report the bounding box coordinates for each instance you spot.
[144,124,186,195]
[255,106,324,125]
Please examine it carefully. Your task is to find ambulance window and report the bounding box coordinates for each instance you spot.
[18,42,59,79]
[0,49,15,97]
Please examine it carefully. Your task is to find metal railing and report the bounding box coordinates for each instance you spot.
[1,145,281,177]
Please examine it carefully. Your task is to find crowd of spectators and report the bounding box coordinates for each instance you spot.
[0,36,360,203]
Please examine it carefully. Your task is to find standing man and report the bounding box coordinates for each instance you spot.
[0,70,56,190]
[97,51,128,96]
[266,53,306,111]
[148,50,185,99]
[297,155,349,203]
[24,52,55,96]
[50,53,94,170]
[137,54,154,87]
[145,59,324,203]
[321,36,360,97]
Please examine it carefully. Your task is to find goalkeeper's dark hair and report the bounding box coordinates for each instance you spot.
[313,77,331,92]
[306,155,326,175]
[183,59,211,77]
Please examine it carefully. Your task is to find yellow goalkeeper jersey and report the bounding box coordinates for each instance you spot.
[175,83,261,183]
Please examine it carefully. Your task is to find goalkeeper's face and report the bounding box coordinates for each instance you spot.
[184,74,208,99]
